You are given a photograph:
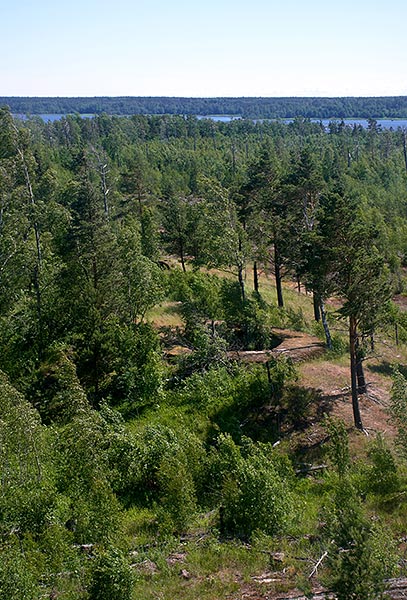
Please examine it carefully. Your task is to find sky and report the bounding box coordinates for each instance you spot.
[1,0,407,97]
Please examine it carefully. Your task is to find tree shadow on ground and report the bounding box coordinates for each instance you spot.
[367,360,407,379]
[209,384,323,445]
[315,390,349,420]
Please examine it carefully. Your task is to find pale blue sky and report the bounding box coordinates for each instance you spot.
[1,0,406,97]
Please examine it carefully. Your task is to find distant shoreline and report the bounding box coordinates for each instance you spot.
[3,96,407,120]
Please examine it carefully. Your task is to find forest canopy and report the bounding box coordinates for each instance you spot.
[4,95,407,118]
[2,106,407,599]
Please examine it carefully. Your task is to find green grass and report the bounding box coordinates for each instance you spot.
[146,301,183,328]
[126,266,407,599]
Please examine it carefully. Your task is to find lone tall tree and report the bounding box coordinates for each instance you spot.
[330,194,391,429]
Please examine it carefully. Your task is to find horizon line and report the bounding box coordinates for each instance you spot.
[2,94,407,100]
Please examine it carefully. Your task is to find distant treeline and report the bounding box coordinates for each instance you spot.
[3,95,407,119]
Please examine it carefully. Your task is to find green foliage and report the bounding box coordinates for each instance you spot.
[239,295,281,350]
[88,546,133,600]
[123,424,205,523]
[169,270,223,328]
[206,433,242,502]
[219,438,296,539]
[177,323,228,375]
[364,434,400,496]
[120,253,165,322]
[0,536,41,600]
[106,321,165,412]
[283,306,308,331]
[157,453,197,533]
[218,280,283,350]
[30,344,88,424]
[0,372,56,535]
[8,96,407,119]
[324,416,350,477]
[390,369,407,456]
[3,108,407,600]
[281,385,319,428]
[55,409,121,543]
[324,480,398,600]
[140,206,160,261]
[175,366,238,413]
[327,332,348,356]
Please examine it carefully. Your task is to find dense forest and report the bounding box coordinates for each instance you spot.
[4,95,407,118]
[3,108,407,599]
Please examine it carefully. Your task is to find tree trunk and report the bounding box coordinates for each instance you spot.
[313,293,321,322]
[100,163,109,220]
[349,315,364,430]
[253,261,259,293]
[320,299,332,350]
[179,237,186,272]
[17,143,44,355]
[33,265,43,357]
[356,360,367,394]
[231,143,236,174]
[274,244,284,308]
[238,263,246,303]
[355,336,367,394]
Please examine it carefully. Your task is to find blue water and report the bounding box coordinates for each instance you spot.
[313,118,407,130]
[13,113,407,129]
[14,113,94,122]
[198,116,407,129]
[196,114,242,122]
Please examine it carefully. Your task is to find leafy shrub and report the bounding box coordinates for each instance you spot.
[221,282,282,350]
[220,440,296,539]
[30,344,88,424]
[283,306,307,331]
[157,453,197,533]
[107,321,165,413]
[390,369,407,455]
[324,480,398,600]
[177,323,228,375]
[0,372,57,535]
[88,547,133,600]
[327,333,348,356]
[324,416,350,477]
[206,433,243,502]
[364,434,400,496]
[0,537,40,600]
[55,409,121,543]
[125,424,204,522]
[281,385,320,428]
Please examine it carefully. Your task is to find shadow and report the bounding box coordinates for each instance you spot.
[316,390,349,420]
[208,384,324,446]
[367,360,407,379]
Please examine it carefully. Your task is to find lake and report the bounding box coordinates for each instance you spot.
[13,113,407,130]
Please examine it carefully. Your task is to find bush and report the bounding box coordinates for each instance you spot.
[88,547,133,600]
[157,453,197,533]
[0,537,40,600]
[324,416,350,477]
[127,424,204,516]
[206,433,243,503]
[282,385,320,428]
[221,283,282,350]
[364,434,400,496]
[283,306,307,331]
[324,480,398,600]
[220,441,296,539]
